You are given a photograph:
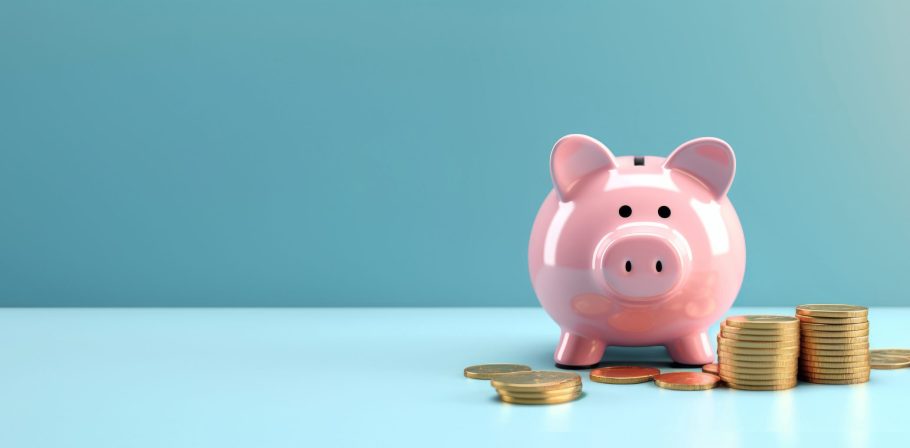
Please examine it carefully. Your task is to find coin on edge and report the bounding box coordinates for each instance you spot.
[590,366,660,384]
[464,364,532,380]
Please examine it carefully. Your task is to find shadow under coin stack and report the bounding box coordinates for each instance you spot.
[796,304,870,384]
[490,371,582,405]
[717,315,800,390]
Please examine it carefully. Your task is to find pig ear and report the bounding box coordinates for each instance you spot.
[550,134,618,201]
[664,137,736,199]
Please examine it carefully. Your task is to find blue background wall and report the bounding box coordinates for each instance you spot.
[2,1,909,306]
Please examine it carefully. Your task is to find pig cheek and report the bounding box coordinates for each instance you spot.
[682,272,719,318]
[570,293,613,316]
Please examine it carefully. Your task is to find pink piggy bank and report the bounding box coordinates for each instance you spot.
[528,134,745,368]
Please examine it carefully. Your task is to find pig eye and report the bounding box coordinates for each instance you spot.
[658,206,671,218]
[618,205,632,218]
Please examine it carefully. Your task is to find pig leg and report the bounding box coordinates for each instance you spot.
[553,330,605,369]
[665,331,715,366]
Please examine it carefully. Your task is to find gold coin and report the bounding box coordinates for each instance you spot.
[496,384,582,399]
[702,363,719,374]
[499,391,581,405]
[717,338,800,350]
[800,354,869,363]
[797,315,868,325]
[464,364,532,380]
[721,330,800,342]
[799,364,870,374]
[491,371,581,392]
[802,342,869,350]
[801,377,869,385]
[718,346,800,357]
[726,315,799,329]
[719,365,797,375]
[802,348,869,357]
[800,322,869,332]
[590,366,660,384]
[801,371,870,381]
[726,382,797,391]
[798,362,870,370]
[717,352,797,365]
[721,377,798,386]
[870,352,910,370]
[796,304,868,318]
[653,372,720,391]
[871,348,910,358]
[720,324,799,337]
[720,371,796,382]
[801,336,869,345]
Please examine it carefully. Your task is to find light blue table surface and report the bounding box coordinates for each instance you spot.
[1,307,907,447]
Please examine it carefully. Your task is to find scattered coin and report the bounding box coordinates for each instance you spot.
[464,364,532,380]
[590,366,660,384]
[870,351,910,370]
[702,363,719,375]
[654,372,720,391]
[491,371,581,392]
[499,392,581,405]
[871,348,910,358]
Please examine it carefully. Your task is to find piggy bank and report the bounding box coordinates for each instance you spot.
[528,134,745,367]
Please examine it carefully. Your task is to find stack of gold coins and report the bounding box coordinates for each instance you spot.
[796,304,870,384]
[490,371,582,404]
[717,315,800,390]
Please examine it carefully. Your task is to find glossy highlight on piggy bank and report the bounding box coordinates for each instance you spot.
[528,135,746,368]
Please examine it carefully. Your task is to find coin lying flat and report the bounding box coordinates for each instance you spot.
[801,372,870,381]
[719,365,798,375]
[718,352,798,363]
[799,361,871,370]
[805,348,870,357]
[653,372,720,391]
[870,352,910,370]
[718,339,800,350]
[726,315,799,329]
[797,315,868,325]
[871,349,910,358]
[796,304,868,318]
[801,337,870,345]
[801,377,869,385]
[726,382,797,391]
[702,363,719,375]
[800,322,869,332]
[590,366,660,384]
[800,354,870,363]
[802,329,870,338]
[491,371,581,392]
[718,346,800,357]
[498,385,583,399]
[720,371,797,381]
[721,330,800,342]
[720,325,799,336]
[498,391,581,405]
[464,364,532,380]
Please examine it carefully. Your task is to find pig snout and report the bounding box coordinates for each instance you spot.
[599,229,688,299]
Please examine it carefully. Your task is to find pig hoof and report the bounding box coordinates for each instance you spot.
[553,331,606,367]
[665,332,715,365]
[555,362,599,370]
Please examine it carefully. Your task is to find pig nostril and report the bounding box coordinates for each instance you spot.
[624,260,632,272]
[656,260,663,273]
